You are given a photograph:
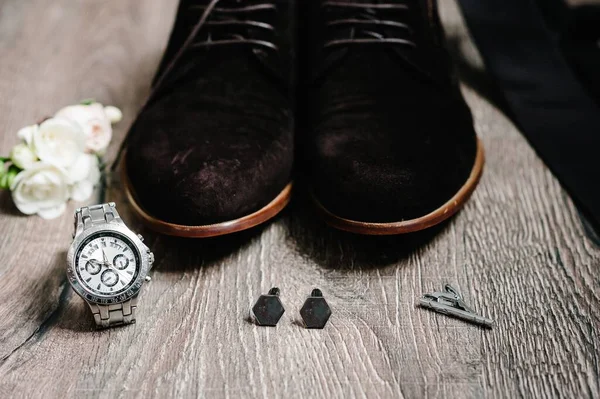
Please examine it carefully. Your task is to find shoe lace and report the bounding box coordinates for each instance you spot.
[321,1,417,49]
[112,0,279,171]
[189,0,279,51]
[154,0,279,95]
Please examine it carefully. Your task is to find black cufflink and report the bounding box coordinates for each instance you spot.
[299,289,331,329]
[251,287,285,326]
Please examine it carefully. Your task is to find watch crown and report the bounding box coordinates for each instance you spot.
[145,276,152,282]
[148,252,154,264]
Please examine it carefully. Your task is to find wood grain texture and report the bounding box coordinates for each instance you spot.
[0,1,599,398]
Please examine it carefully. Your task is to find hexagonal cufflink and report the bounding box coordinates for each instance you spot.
[299,289,331,329]
[251,287,285,327]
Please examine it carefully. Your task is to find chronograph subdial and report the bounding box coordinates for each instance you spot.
[101,269,119,287]
[113,254,129,270]
[85,259,102,275]
[76,232,140,296]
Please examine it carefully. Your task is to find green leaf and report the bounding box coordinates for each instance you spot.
[0,157,9,162]
[80,98,96,105]
[97,155,106,172]
[6,165,20,188]
[0,173,9,190]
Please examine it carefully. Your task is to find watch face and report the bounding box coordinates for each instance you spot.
[74,232,140,297]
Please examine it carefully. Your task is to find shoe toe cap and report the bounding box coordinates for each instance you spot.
[125,97,292,226]
[309,119,478,223]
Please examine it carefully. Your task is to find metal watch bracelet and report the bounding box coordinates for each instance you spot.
[88,298,138,329]
[74,203,137,328]
[74,202,123,237]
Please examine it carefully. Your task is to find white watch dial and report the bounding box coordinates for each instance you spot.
[75,233,140,296]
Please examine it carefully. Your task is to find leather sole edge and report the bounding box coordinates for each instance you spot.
[311,138,485,235]
[121,153,292,238]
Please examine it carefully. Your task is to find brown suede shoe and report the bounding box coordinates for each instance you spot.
[298,0,484,235]
[122,0,295,237]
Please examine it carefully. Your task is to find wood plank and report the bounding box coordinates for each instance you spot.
[0,1,598,398]
[0,0,177,363]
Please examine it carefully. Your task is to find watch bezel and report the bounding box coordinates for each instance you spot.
[67,223,150,305]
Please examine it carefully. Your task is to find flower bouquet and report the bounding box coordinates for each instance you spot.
[0,100,122,219]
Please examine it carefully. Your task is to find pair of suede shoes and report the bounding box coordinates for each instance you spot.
[120,0,484,238]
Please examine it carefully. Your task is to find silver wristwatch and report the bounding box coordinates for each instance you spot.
[66,203,154,328]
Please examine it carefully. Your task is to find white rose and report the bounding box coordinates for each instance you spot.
[69,154,101,202]
[32,118,86,170]
[10,143,38,169]
[55,103,113,154]
[17,124,38,146]
[104,105,123,124]
[10,162,70,219]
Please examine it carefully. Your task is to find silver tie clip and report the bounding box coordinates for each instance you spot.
[419,284,493,328]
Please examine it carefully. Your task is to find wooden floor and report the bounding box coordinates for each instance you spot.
[0,1,598,398]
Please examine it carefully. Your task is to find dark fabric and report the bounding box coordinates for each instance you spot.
[458,0,600,232]
[299,0,479,223]
[559,5,600,106]
[125,0,294,225]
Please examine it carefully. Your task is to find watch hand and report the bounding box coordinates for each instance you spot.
[95,250,128,282]
[102,248,109,265]
[104,261,129,281]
